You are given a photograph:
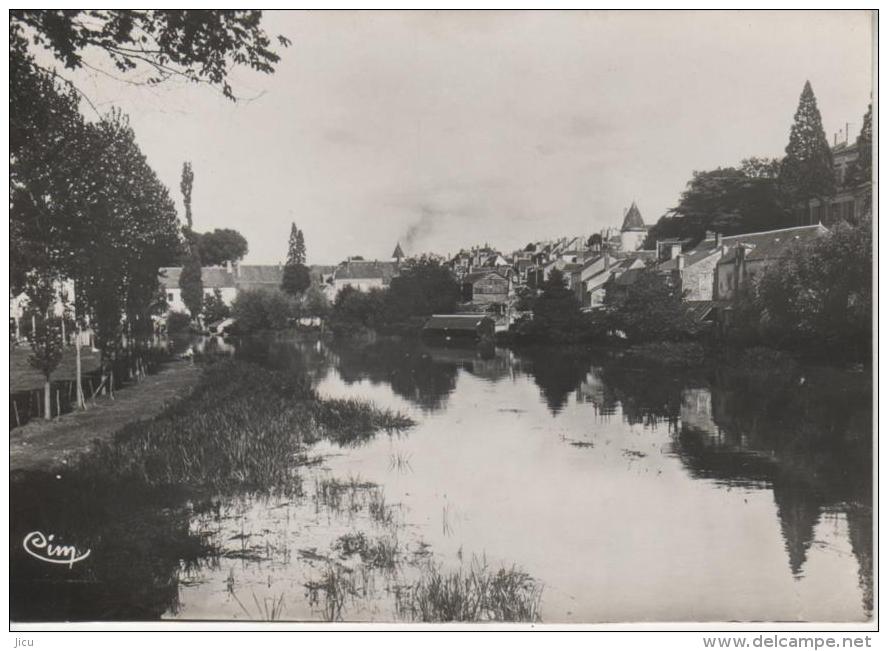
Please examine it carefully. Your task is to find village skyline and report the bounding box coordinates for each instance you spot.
[29,10,873,265]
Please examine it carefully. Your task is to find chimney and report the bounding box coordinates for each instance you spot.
[676,254,685,271]
[834,132,838,146]
[705,230,715,241]
[845,122,850,143]
[225,260,233,274]
[715,232,723,248]
[670,243,682,260]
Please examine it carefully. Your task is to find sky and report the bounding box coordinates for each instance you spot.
[36,10,874,265]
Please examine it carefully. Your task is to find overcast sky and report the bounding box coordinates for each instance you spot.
[46,10,874,264]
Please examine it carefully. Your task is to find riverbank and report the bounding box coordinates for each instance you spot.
[10,360,202,474]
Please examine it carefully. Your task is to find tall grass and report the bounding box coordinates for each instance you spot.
[395,557,543,622]
[77,359,413,491]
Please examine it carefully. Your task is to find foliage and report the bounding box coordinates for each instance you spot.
[202,288,231,323]
[285,223,306,266]
[282,263,312,297]
[644,163,791,248]
[10,10,289,100]
[281,223,310,296]
[301,284,331,318]
[196,228,248,265]
[11,44,180,366]
[604,266,696,342]
[752,219,871,357]
[330,286,388,334]
[846,103,872,189]
[25,276,66,383]
[180,248,204,318]
[231,288,300,332]
[778,80,835,207]
[166,311,192,334]
[180,162,194,229]
[385,257,461,322]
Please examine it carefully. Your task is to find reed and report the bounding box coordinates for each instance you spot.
[76,360,413,491]
[395,557,543,622]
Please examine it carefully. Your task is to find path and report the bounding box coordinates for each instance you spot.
[10,361,202,474]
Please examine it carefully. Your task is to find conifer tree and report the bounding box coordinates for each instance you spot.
[846,103,872,188]
[282,222,310,296]
[779,81,835,220]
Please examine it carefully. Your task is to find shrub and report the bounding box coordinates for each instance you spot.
[231,288,300,333]
[166,311,192,334]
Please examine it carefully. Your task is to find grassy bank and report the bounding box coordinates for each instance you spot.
[78,358,413,491]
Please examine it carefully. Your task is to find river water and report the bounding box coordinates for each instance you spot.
[10,335,872,623]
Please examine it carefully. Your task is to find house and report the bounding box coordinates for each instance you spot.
[461,270,512,305]
[796,137,872,226]
[159,266,237,314]
[655,234,725,301]
[714,224,828,301]
[158,262,334,316]
[422,314,495,340]
[580,256,646,308]
[329,259,399,297]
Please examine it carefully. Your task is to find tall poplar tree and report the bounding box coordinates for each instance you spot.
[281,223,310,296]
[779,81,835,220]
[179,162,203,318]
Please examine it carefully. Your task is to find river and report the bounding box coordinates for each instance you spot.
[10,335,872,623]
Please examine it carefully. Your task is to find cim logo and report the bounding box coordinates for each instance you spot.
[23,531,91,568]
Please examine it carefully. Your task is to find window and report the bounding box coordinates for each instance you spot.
[167,293,174,302]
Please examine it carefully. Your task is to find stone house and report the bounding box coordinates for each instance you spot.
[329,259,399,298]
[714,224,828,301]
[461,270,512,305]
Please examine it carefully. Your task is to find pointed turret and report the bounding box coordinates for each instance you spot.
[392,242,405,262]
[621,201,645,231]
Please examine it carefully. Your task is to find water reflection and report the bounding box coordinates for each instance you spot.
[10,335,872,622]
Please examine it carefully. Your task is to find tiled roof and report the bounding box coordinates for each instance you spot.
[236,265,284,285]
[463,270,508,284]
[713,225,828,265]
[423,314,494,331]
[657,247,721,271]
[158,266,234,289]
[334,260,398,282]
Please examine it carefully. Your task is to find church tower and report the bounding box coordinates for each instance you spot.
[391,242,405,263]
[619,202,648,251]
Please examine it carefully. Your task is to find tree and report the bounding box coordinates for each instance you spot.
[385,257,461,321]
[197,228,248,265]
[10,10,290,100]
[644,163,791,249]
[180,162,194,230]
[281,223,310,296]
[779,80,835,216]
[180,248,204,319]
[604,266,695,342]
[281,264,312,296]
[301,284,331,319]
[846,103,872,188]
[754,219,871,357]
[202,288,231,323]
[530,269,582,331]
[231,288,299,332]
[25,275,66,419]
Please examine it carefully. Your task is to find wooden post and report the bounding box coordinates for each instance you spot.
[12,399,20,428]
[61,317,66,346]
[55,389,60,419]
[43,381,50,421]
[75,327,84,409]
[31,315,36,340]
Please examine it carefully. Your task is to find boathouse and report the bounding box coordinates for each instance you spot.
[422,314,495,340]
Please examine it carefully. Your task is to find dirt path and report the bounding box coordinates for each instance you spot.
[10,361,202,474]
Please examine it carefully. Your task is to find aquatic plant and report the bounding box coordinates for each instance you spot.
[395,557,543,622]
[74,360,412,491]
